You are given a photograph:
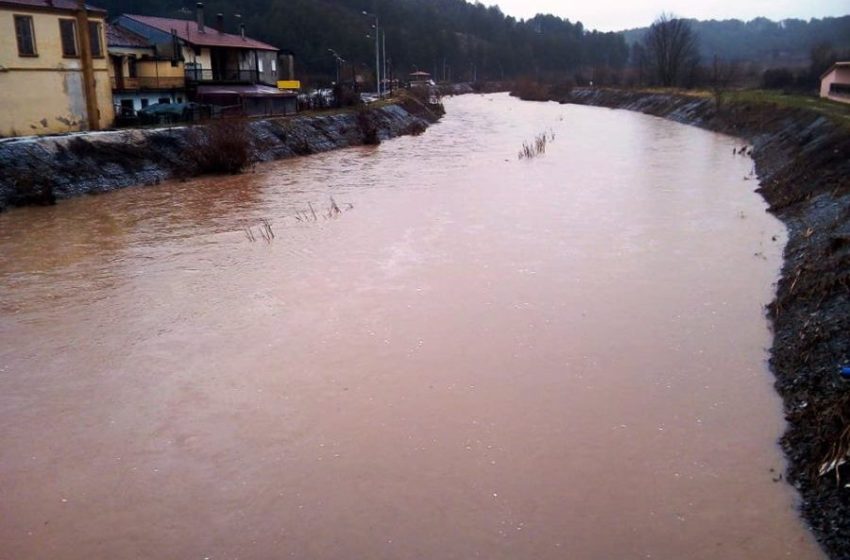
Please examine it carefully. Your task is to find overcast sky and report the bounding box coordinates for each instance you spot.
[489,0,850,31]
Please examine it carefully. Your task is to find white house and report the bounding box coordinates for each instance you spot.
[820,62,850,104]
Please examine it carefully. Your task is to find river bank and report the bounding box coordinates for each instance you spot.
[0,93,824,560]
[0,95,442,212]
[525,86,850,558]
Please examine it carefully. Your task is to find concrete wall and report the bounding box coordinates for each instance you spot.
[820,66,850,104]
[257,50,278,85]
[0,7,114,136]
[182,45,212,72]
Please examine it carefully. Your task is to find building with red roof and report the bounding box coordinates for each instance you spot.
[114,5,282,88]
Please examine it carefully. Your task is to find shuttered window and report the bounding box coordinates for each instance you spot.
[59,19,78,57]
[14,15,36,56]
[89,22,103,57]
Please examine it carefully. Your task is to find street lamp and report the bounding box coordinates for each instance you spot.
[327,49,345,84]
[362,10,380,96]
[382,30,387,96]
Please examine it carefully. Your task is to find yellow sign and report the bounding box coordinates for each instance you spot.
[277,80,301,90]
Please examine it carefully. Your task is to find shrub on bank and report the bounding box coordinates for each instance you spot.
[356,107,381,145]
[510,78,550,101]
[186,118,255,175]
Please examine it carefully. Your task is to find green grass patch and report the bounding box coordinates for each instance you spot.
[727,90,850,127]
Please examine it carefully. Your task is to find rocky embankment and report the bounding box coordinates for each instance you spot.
[0,96,442,212]
[550,87,850,558]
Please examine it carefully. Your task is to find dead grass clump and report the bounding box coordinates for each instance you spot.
[187,118,255,175]
[293,197,353,223]
[809,393,850,486]
[244,218,275,243]
[518,130,556,160]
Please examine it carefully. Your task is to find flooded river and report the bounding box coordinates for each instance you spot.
[0,94,824,559]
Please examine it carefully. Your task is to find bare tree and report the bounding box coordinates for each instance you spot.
[710,54,739,110]
[643,13,700,87]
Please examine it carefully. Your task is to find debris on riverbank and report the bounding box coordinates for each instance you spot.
[0,93,442,213]
[522,86,850,558]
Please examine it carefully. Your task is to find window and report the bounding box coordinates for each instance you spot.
[141,98,149,108]
[127,58,137,78]
[14,15,36,56]
[158,97,170,104]
[271,59,277,72]
[59,19,78,57]
[119,99,134,116]
[258,59,264,72]
[89,22,103,57]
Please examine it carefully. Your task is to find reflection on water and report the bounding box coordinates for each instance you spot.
[0,94,823,559]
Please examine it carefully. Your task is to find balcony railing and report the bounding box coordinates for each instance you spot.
[111,77,138,90]
[184,68,259,83]
[112,76,185,91]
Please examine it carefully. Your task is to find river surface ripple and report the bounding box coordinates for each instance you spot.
[0,94,824,559]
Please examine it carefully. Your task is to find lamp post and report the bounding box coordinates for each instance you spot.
[362,11,380,96]
[327,49,344,84]
[382,30,387,96]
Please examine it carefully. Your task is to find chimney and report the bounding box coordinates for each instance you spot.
[216,13,224,33]
[196,2,205,33]
[240,23,246,40]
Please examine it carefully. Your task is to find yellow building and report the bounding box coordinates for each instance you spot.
[0,0,114,136]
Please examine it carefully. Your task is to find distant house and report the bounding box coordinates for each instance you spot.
[409,71,433,88]
[113,4,296,116]
[820,62,850,104]
[107,23,186,117]
[0,0,114,136]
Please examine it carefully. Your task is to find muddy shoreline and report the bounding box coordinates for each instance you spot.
[526,87,850,558]
[0,96,442,212]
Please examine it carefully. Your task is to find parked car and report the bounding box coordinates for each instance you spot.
[138,102,210,125]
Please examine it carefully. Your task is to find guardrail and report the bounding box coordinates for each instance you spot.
[184,68,259,83]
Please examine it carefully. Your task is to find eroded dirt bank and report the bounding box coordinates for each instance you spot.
[546,87,850,558]
[0,96,442,212]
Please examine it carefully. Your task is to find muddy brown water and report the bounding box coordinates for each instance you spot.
[0,94,824,559]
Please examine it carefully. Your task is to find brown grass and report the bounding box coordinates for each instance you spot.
[187,118,255,175]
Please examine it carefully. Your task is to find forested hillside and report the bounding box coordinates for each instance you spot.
[96,0,849,86]
[623,16,850,66]
[95,0,629,84]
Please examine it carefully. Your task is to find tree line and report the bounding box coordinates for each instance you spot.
[96,0,848,91]
[95,0,628,85]
[632,14,850,91]
[622,16,850,66]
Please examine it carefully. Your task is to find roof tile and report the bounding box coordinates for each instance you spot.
[123,14,278,51]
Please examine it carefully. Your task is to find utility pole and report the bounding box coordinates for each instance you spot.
[363,11,380,96]
[76,0,99,130]
[382,31,387,96]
